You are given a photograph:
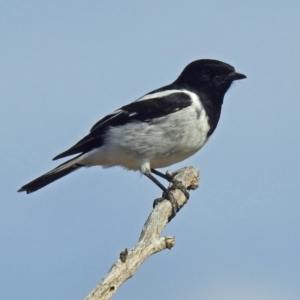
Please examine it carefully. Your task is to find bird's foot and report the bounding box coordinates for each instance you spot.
[153,180,189,221]
[167,180,190,200]
[153,193,179,221]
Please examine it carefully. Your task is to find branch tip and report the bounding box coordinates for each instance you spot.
[165,236,175,249]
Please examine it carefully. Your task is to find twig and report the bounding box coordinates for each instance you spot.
[84,166,200,300]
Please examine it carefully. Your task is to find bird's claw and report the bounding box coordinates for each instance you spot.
[153,180,189,222]
[168,180,190,200]
[153,194,178,221]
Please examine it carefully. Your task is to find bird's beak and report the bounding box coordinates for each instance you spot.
[229,72,247,81]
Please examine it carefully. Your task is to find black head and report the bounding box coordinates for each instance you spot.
[173,59,246,137]
[174,59,246,97]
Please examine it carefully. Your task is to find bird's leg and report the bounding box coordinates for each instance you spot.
[141,165,191,220]
[144,169,179,216]
[144,171,168,194]
[150,168,173,181]
[153,180,190,222]
[151,168,190,200]
[141,164,178,217]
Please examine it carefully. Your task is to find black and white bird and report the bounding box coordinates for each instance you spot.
[18,59,246,195]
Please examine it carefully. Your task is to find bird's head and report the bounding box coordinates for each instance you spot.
[175,59,246,96]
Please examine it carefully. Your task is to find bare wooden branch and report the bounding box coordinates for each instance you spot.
[84,166,200,300]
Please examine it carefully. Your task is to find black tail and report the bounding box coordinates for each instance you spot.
[18,157,83,194]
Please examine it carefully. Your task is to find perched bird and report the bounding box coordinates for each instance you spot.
[18,59,246,195]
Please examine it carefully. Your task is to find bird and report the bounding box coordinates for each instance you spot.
[18,59,246,196]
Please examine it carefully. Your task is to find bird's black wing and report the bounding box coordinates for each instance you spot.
[53,90,191,160]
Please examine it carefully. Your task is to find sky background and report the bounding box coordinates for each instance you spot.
[1,1,300,299]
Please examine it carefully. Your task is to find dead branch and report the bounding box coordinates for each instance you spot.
[84,166,200,300]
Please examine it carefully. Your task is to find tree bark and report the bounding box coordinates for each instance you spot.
[84,166,200,300]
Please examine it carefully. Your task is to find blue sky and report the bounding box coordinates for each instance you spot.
[1,1,300,299]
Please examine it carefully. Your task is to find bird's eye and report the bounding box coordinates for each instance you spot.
[201,68,211,77]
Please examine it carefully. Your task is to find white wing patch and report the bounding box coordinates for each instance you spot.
[136,89,184,102]
[92,89,199,131]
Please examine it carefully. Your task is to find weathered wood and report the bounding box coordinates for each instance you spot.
[84,166,200,300]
